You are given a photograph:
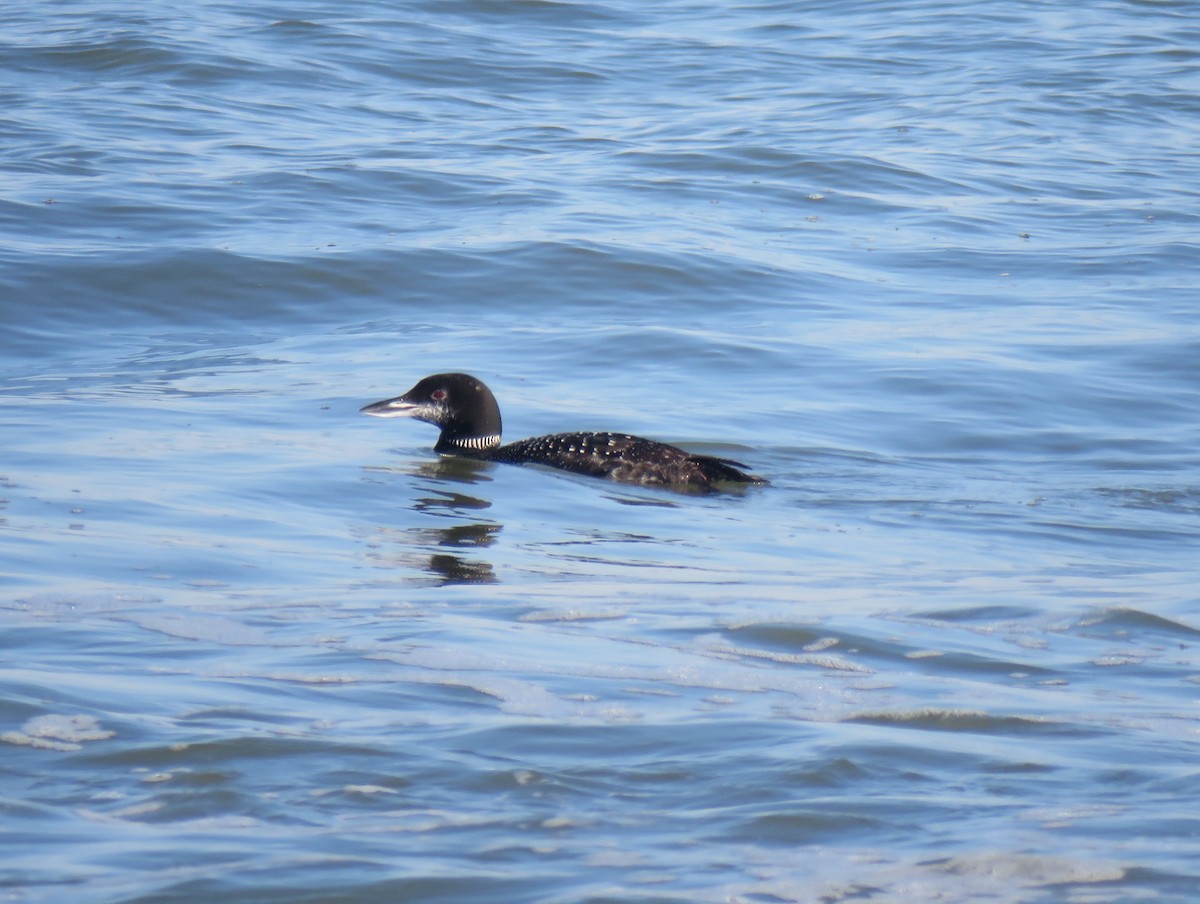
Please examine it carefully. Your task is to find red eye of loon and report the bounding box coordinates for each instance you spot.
[431,389,447,401]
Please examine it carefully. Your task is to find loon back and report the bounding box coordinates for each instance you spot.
[360,373,766,489]
[490,432,762,487]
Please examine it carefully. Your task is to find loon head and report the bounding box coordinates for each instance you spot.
[360,372,502,454]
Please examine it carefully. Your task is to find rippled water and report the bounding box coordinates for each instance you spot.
[3,1,1200,901]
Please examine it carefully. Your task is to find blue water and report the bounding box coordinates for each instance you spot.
[3,1,1200,901]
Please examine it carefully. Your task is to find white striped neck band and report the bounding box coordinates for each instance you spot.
[448,435,500,451]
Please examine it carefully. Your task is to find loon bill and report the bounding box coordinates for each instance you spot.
[360,372,766,489]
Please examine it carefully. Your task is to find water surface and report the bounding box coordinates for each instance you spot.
[3,1,1200,901]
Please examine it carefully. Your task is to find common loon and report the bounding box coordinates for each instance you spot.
[360,373,766,489]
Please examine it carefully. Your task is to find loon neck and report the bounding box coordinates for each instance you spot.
[438,433,501,455]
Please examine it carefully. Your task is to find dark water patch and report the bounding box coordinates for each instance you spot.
[1117,867,1200,902]
[1096,485,1200,516]
[844,709,1087,736]
[722,621,1052,680]
[1071,607,1200,642]
[454,719,804,767]
[1022,518,1199,549]
[3,247,502,350]
[777,756,871,791]
[124,874,549,904]
[913,604,1043,623]
[431,0,632,30]
[10,35,183,77]
[75,735,392,771]
[723,808,885,847]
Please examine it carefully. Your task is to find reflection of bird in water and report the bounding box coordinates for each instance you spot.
[427,522,498,583]
[426,553,496,585]
[364,522,500,586]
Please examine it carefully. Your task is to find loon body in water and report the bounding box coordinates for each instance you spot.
[360,373,765,489]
